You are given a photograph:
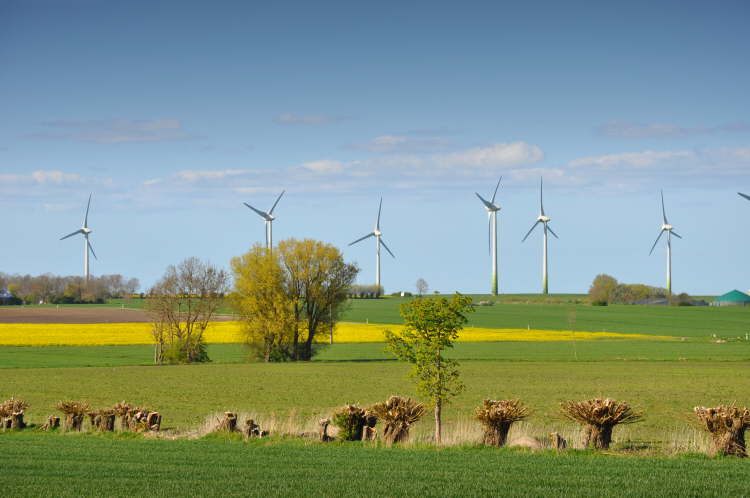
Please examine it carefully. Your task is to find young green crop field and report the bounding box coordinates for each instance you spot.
[1,432,747,497]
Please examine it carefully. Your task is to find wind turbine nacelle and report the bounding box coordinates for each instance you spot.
[373,229,382,237]
[267,215,276,221]
[82,227,92,234]
[662,224,672,231]
[538,215,550,223]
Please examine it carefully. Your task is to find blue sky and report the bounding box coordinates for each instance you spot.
[1,0,749,294]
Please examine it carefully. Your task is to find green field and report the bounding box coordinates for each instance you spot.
[1,432,746,497]
[1,340,749,369]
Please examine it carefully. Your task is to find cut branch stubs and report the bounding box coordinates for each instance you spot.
[560,398,642,450]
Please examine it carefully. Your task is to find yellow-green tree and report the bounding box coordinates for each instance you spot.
[231,239,359,361]
[230,246,297,361]
[384,293,474,444]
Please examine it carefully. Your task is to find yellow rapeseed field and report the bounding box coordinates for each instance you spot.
[0,321,671,346]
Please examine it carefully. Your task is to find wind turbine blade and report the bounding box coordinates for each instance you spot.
[349,232,375,246]
[87,239,98,260]
[547,224,559,239]
[738,192,750,202]
[376,198,382,230]
[60,229,83,241]
[671,231,683,239]
[475,192,493,210]
[84,193,92,228]
[380,238,396,258]
[491,177,501,204]
[649,229,665,255]
[268,190,285,215]
[243,202,270,220]
[540,177,545,216]
[661,190,668,224]
[521,221,541,243]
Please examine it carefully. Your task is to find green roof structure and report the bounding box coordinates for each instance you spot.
[711,290,750,306]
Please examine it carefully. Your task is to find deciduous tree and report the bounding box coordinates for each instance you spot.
[384,293,473,444]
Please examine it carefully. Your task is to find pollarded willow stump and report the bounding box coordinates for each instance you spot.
[242,419,265,438]
[41,415,61,431]
[217,412,238,432]
[694,405,750,457]
[474,399,530,447]
[319,418,333,442]
[96,413,116,432]
[361,411,378,441]
[65,413,85,432]
[9,411,27,430]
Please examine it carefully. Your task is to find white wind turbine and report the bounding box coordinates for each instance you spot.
[521,178,559,294]
[60,193,97,282]
[475,178,502,295]
[349,198,395,292]
[244,190,285,249]
[649,190,682,296]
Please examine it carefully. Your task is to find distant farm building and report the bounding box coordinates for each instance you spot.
[710,290,750,307]
[0,289,21,305]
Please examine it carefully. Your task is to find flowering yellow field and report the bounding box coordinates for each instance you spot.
[0,321,671,346]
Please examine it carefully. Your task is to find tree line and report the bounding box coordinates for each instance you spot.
[0,272,140,304]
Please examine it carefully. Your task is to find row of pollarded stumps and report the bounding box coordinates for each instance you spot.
[49,400,162,433]
[215,412,268,438]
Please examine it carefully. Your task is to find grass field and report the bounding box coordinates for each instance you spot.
[1,340,748,369]
[3,357,749,444]
[1,432,747,497]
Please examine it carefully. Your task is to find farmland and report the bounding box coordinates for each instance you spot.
[1,297,749,496]
[1,432,748,497]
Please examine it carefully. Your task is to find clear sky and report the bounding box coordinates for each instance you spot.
[1,0,749,295]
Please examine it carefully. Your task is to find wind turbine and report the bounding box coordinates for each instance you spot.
[521,178,559,294]
[649,190,682,296]
[349,198,395,292]
[244,190,284,249]
[739,192,750,202]
[60,193,97,282]
[475,178,502,295]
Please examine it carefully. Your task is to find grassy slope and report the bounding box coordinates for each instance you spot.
[3,359,749,438]
[342,297,750,338]
[1,433,746,497]
[1,341,749,369]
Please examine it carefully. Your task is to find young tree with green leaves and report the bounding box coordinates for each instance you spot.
[384,293,474,444]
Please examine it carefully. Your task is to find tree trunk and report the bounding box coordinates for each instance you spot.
[434,400,442,444]
[583,424,614,449]
[710,425,747,457]
[9,411,26,430]
[42,415,60,431]
[97,414,115,432]
[482,422,512,447]
[65,413,84,432]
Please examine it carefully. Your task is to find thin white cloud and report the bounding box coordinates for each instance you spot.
[176,169,249,182]
[27,119,196,144]
[0,170,84,185]
[348,135,450,154]
[569,150,692,169]
[275,113,346,125]
[302,160,345,174]
[438,142,544,168]
[596,120,750,138]
[143,178,162,186]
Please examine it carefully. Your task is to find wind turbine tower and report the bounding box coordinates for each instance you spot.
[475,178,502,295]
[521,178,559,294]
[244,190,285,249]
[349,198,395,292]
[649,190,682,296]
[60,193,97,282]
